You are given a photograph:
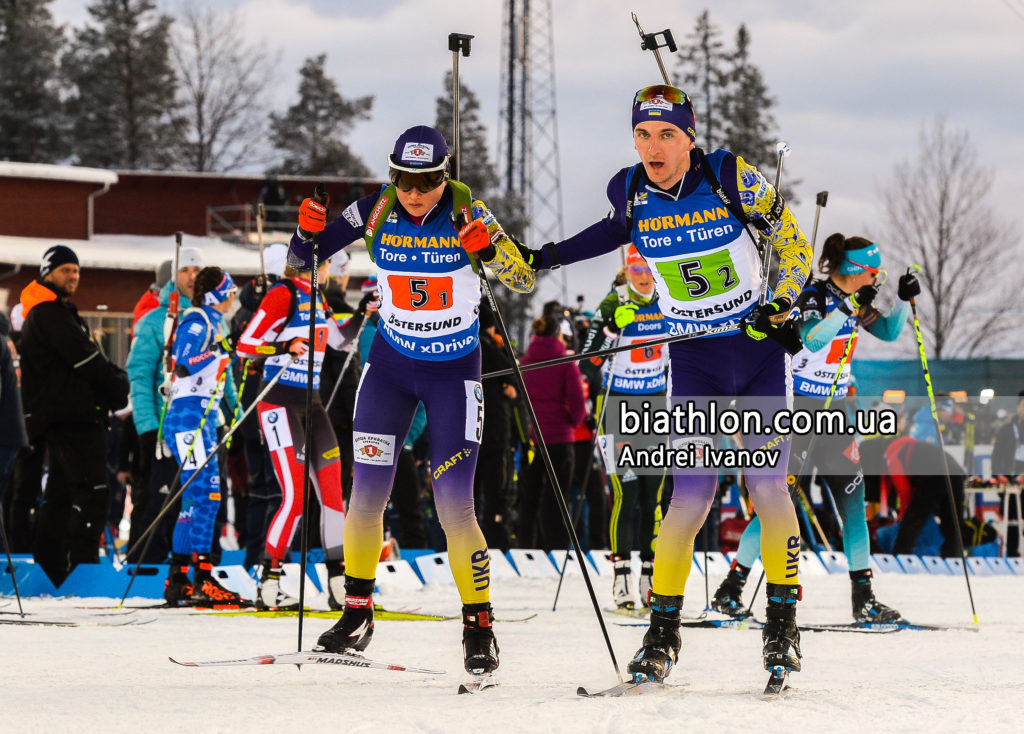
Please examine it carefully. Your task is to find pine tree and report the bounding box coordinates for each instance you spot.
[674,10,728,151]
[434,71,497,198]
[0,0,67,162]
[268,54,372,177]
[63,0,182,169]
[718,25,778,173]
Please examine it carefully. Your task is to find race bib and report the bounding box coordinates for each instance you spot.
[465,380,484,443]
[174,429,208,469]
[260,407,294,451]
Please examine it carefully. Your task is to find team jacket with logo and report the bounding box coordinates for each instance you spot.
[581,286,669,394]
[237,278,346,390]
[540,149,811,336]
[792,277,909,400]
[169,306,230,403]
[287,185,534,361]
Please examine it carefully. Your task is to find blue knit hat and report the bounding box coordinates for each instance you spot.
[631,85,696,142]
[203,271,237,306]
[389,126,449,172]
[837,241,882,275]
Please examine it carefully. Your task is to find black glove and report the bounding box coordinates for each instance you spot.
[357,290,378,315]
[253,274,269,299]
[841,284,879,314]
[898,269,921,301]
[740,298,802,354]
[584,414,598,433]
[514,238,551,272]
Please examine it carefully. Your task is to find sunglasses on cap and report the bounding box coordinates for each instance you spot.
[389,168,447,194]
[634,85,693,112]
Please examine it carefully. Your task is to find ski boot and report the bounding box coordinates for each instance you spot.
[163,555,194,607]
[638,561,654,610]
[612,557,635,610]
[762,583,801,673]
[191,554,253,607]
[316,577,375,653]
[462,602,500,674]
[325,559,345,611]
[626,592,682,683]
[850,569,902,623]
[711,560,751,617]
[255,562,300,611]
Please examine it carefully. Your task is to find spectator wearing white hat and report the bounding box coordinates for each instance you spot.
[123,245,213,562]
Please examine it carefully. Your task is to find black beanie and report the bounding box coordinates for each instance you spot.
[40,245,79,278]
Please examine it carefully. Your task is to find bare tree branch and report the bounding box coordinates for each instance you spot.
[170,1,280,172]
[878,117,1023,358]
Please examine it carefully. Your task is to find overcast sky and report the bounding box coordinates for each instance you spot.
[52,0,1024,352]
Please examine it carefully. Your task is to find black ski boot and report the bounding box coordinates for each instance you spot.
[850,569,902,623]
[316,577,375,653]
[626,592,682,683]
[191,554,252,607]
[462,602,500,674]
[163,554,194,607]
[325,559,345,611]
[762,583,801,673]
[712,561,750,617]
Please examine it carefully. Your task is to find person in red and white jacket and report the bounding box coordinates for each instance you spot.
[237,257,366,610]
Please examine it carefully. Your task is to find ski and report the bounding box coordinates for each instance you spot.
[170,650,444,673]
[763,666,791,700]
[615,616,759,630]
[577,678,671,697]
[605,605,650,619]
[795,619,975,633]
[458,672,498,694]
[190,608,452,622]
[0,615,146,627]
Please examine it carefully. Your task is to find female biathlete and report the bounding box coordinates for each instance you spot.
[713,234,921,623]
[162,267,248,606]
[580,245,669,612]
[517,85,811,684]
[286,125,534,675]
[237,257,363,610]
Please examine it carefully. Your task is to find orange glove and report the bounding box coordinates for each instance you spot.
[286,337,309,356]
[458,218,491,254]
[298,197,328,235]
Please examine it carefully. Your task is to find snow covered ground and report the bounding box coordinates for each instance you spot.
[3,569,1021,734]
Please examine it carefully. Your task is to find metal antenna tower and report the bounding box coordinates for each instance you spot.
[497,0,567,302]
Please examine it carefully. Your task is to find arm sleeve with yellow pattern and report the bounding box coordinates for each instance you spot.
[471,199,536,294]
[734,156,811,305]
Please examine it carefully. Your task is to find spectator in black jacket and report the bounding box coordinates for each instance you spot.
[18,245,129,585]
[0,313,28,523]
[991,390,1024,556]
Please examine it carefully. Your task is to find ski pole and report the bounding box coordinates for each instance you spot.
[225,359,251,451]
[483,321,739,380]
[756,142,791,307]
[450,30,621,681]
[907,268,979,625]
[122,356,234,565]
[323,316,368,413]
[157,232,185,444]
[256,202,267,278]
[297,182,329,652]
[119,355,296,604]
[552,347,619,612]
[809,191,829,256]
[0,500,24,616]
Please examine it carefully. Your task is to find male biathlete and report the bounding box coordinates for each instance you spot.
[580,245,669,611]
[713,234,920,624]
[286,126,534,676]
[517,85,811,683]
